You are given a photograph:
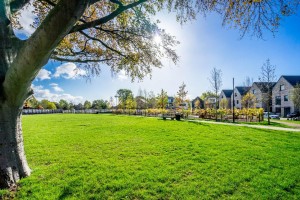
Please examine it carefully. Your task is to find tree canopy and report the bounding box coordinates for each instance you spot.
[9,0,300,82]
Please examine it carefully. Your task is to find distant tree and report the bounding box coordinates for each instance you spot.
[219,99,228,109]
[48,102,57,110]
[54,102,60,110]
[243,76,254,87]
[176,82,188,106]
[157,89,168,109]
[117,89,133,109]
[59,99,70,110]
[200,91,218,100]
[209,67,222,121]
[259,59,276,125]
[40,99,57,109]
[147,91,157,109]
[92,99,109,109]
[126,96,137,112]
[242,93,257,109]
[109,97,114,109]
[74,103,84,110]
[84,100,92,110]
[194,99,201,109]
[292,83,300,112]
[69,103,75,110]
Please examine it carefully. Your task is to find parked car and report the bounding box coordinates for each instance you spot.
[287,112,300,120]
[264,112,280,119]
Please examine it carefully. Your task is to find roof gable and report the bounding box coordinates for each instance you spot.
[236,87,250,95]
[282,76,300,86]
[253,82,276,93]
[221,90,233,98]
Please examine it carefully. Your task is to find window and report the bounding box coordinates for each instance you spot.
[284,95,288,101]
[275,96,281,105]
[280,84,285,91]
[252,89,256,94]
[221,95,224,98]
[236,100,239,105]
[275,107,281,114]
[235,93,237,97]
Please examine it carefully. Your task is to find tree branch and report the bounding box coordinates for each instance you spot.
[79,31,126,57]
[70,0,147,33]
[40,0,56,7]
[51,56,113,63]
[10,0,30,14]
[110,0,124,7]
[4,0,90,105]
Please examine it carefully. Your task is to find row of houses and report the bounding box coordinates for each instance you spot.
[219,75,300,117]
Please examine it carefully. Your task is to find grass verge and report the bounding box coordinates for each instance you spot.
[1,114,300,199]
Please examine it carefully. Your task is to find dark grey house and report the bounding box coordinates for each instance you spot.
[249,82,276,111]
[191,96,204,109]
[231,87,251,109]
[272,76,300,117]
[219,89,233,109]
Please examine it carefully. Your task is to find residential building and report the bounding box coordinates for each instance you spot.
[272,75,300,117]
[249,82,276,111]
[219,89,233,109]
[167,96,175,109]
[191,97,204,109]
[231,87,251,109]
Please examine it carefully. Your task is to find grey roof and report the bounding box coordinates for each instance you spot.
[221,90,233,98]
[282,76,300,86]
[236,87,250,96]
[253,82,276,93]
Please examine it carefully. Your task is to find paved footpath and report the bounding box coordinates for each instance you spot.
[188,120,300,132]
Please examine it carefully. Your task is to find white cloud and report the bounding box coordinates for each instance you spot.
[14,4,36,36]
[117,70,128,81]
[50,83,64,92]
[32,84,83,104]
[54,63,86,79]
[36,69,51,80]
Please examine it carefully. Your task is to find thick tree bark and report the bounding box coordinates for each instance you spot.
[0,0,90,189]
[0,104,30,189]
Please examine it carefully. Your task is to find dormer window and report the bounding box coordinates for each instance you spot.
[280,84,285,91]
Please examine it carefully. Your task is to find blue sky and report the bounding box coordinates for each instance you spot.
[17,6,300,104]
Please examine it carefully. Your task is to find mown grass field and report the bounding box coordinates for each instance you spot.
[281,120,300,125]
[2,114,300,199]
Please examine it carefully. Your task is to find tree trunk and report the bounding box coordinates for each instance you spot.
[0,104,31,189]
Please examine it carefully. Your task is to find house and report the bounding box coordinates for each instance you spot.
[167,96,175,109]
[249,82,276,111]
[191,97,204,109]
[272,75,300,117]
[231,86,251,109]
[219,89,233,109]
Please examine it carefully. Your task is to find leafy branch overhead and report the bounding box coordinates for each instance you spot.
[10,0,299,80]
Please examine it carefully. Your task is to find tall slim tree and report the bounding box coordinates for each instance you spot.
[156,89,168,109]
[209,68,222,121]
[175,82,188,106]
[292,83,300,113]
[84,100,92,109]
[1,0,299,189]
[116,89,133,109]
[259,59,276,125]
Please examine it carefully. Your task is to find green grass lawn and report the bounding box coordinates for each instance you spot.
[237,120,296,128]
[280,120,300,125]
[2,114,300,199]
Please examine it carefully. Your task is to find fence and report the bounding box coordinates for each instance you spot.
[22,109,113,115]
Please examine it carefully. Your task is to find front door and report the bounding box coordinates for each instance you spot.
[284,107,291,118]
